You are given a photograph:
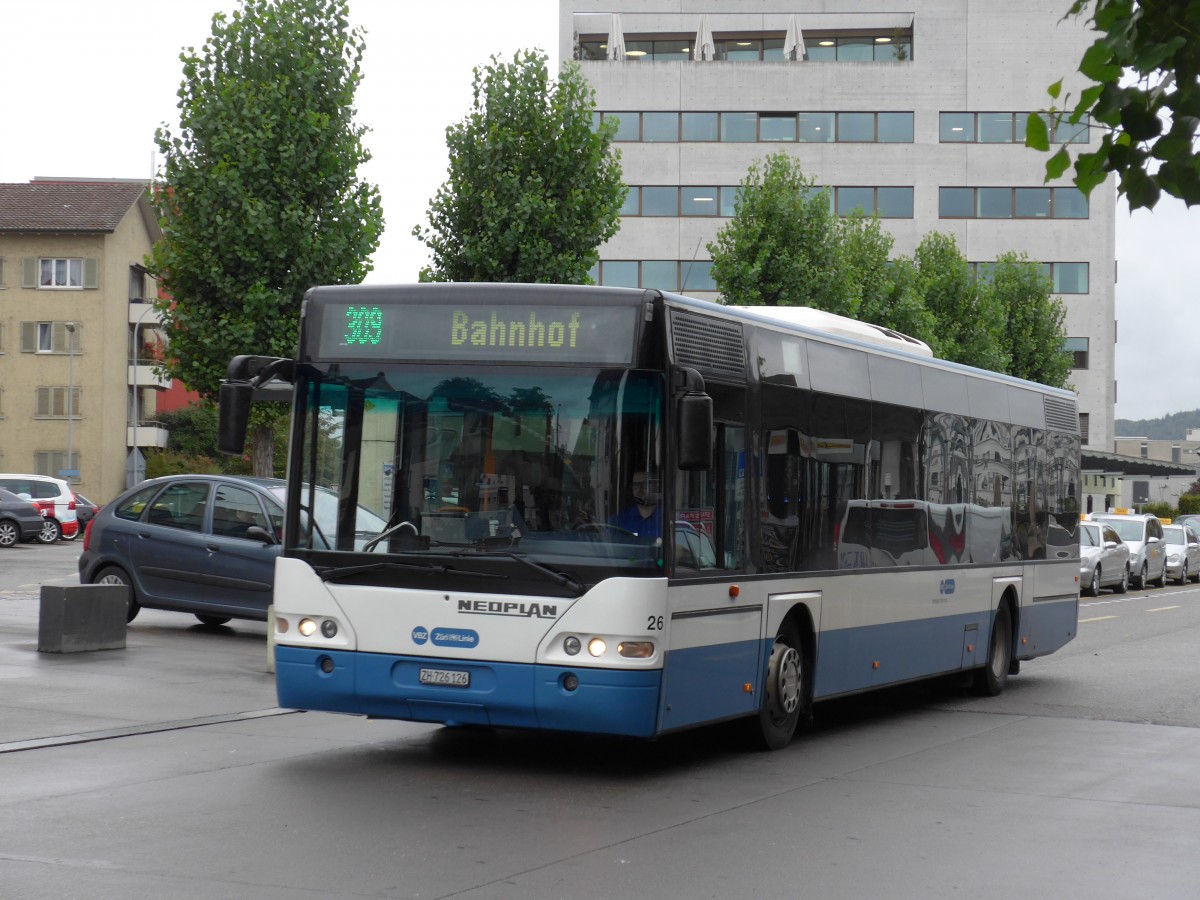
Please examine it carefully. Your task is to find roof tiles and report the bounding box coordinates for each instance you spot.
[0,180,149,233]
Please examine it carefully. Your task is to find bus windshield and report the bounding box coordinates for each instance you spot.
[292,363,666,572]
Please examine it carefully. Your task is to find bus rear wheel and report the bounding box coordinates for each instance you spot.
[753,622,805,750]
[973,604,1012,697]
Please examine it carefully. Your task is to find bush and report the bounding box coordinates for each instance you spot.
[1178,493,1200,515]
[144,451,223,479]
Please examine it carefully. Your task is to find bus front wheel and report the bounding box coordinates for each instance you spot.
[754,621,805,750]
[973,604,1012,697]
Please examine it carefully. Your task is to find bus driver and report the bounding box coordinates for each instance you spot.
[610,471,662,540]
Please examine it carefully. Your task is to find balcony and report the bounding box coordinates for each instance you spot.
[128,363,170,389]
[128,302,162,326]
[127,424,169,450]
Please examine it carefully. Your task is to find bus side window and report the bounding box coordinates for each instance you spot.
[675,422,745,572]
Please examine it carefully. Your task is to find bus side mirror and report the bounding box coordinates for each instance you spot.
[218,382,253,456]
[677,394,712,470]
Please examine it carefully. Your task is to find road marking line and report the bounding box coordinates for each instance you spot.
[1079,615,1118,623]
[1148,606,1180,612]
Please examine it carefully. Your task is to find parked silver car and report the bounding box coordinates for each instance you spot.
[1089,513,1168,589]
[1161,524,1200,584]
[1079,521,1130,596]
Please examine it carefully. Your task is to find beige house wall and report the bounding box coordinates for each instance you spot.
[0,200,158,503]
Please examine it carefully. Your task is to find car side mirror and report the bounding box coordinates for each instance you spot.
[1103,541,1117,549]
[244,525,277,545]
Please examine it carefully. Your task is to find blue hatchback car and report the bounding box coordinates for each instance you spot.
[78,474,389,626]
[77,475,292,626]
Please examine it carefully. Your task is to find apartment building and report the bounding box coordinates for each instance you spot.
[560,0,1115,450]
[0,178,170,503]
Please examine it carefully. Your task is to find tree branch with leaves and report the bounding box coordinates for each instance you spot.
[1027,0,1200,209]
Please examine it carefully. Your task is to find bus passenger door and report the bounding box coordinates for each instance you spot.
[661,422,761,731]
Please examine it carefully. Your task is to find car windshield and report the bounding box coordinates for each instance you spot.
[1163,525,1186,545]
[291,364,666,572]
[1099,519,1144,542]
[1080,524,1100,548]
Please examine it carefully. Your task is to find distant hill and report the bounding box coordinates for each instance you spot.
[1115,409,1200,440]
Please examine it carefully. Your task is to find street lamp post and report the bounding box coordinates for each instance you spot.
[64,322,76,482]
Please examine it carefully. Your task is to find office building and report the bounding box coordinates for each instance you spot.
[560,0,1115,449]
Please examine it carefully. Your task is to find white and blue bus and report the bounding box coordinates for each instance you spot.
[219,283,1080,749]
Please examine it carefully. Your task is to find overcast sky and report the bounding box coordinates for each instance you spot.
[3,0,1196,424]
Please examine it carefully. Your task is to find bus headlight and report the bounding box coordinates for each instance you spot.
[320,619,338,639]
[587,638,607,657]
[299,618,318,637]
[563,635,581,656]
[618,641,655,659]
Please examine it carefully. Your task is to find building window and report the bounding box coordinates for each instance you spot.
[642,112,679,142]
[129,266,147,301]
[1064,337,1089,369]
[1140,443,1149,459]
[940,112,1090,144]
[35,386,82,418]
[681,187,720,215]
[938,187,1089,219]
[1172,445,1182,463]
[806,33,912,61]
[35,451,79,480]
[579,29,912,63]
[594,260,717,292]
[971,262,1089,293]
[20,322,82,354]
[641,186,679,216]
[1050,262,1089,293]
[605,110,913,143]
[39,258,83,289]
[1078,413,1089,444]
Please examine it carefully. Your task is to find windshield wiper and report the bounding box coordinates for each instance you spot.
[476,551,585,596]
[315,561,508,583]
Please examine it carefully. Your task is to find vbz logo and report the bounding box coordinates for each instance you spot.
[939,578,956,596]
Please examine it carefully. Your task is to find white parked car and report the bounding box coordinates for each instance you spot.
[1161,524,1200,585]
[1089,513,1168,590]
[1079,521,1129,596]
[0,474,79,543]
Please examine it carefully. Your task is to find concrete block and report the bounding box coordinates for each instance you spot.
[38,584,128,653]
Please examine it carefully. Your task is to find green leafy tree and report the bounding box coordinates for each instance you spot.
[1027,0,1200,209]
[415,50,624,283]
[838,214,937,345]
[149,0,383,474]
[987,253,1072,388]
[908,233,1009,373]
[708,153,852,312]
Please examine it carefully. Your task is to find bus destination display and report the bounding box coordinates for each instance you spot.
[317,302,638,364]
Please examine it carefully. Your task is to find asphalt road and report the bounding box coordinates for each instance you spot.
[2,543,1199,899]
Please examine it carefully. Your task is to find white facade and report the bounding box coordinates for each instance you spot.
[559,0,1116,450]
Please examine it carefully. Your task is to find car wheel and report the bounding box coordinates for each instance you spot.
[0,520,18,548]
[1134,562,1147,590]
[37,517,61,544]
[973,603,1013,697]
[94,566,141,623]
[1178,561,1188,586]
[1153,561,1168,588]
[1087,567,1100,597]
[1113,566,1128,594]
[195,614,232,627]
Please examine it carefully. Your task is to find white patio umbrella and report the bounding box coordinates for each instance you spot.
[783,14,806,61]
[694,14,716,61]
[608,13,626,60]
